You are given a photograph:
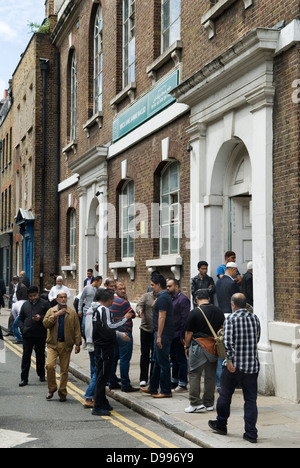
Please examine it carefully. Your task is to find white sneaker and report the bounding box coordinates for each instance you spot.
[139,381,147,387]
[185,405,206,413]
[205,406,214,412]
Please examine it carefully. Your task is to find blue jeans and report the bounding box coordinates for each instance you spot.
[216,357,223,387]
[81,306,89,339]
[109,332,133,389]
[216,367,259,440]
[13,317,23,342]
[84,351,97,400]
[149,333,173,395]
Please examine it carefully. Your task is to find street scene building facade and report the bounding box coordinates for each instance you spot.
[1,0,300,402]
[0,27,58,291]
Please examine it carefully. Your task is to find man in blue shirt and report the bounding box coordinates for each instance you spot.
[141,274,174,398]
[217,251,242,285]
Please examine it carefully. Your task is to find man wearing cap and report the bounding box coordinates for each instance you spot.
[216,262,240,315]
[217,251,242,285]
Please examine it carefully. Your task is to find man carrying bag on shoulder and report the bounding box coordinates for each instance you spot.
[184,290,225,413]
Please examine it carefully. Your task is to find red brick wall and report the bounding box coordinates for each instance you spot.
[54,0,300,317]
[107,113,191,302]
[273,44,300,322]
[181,0,300,81]
[8,33,58,288]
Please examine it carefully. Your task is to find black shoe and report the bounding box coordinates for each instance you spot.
[109,383,121,390]
[103,402,114,411]
[121,385,140,393]
[39,376,46,382]
[19,380,28,387]
[208,420,227,436]
[243,433,257,444]
[92,408,111,417]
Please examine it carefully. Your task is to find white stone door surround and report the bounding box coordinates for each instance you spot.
[173,27,285,394]
[69,146,108,288]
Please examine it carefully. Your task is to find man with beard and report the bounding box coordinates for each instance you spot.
[18,286,50,387]
[43,291,81,402]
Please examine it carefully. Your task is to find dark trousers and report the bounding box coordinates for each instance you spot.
[21,337,46,382]
[149,333,173,395]
[216,367,259,440]
[140,329,154,383]
[170,336,188,387]
[94,342,115,410]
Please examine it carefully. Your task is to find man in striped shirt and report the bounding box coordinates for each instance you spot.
[108,282,139,393]
[208,293,261,443]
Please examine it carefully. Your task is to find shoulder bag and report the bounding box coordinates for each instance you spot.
[198,306,226,360]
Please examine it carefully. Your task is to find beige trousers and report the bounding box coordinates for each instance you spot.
[46,342,72,397]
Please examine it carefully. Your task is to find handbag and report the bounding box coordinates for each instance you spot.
[198,306,226,360]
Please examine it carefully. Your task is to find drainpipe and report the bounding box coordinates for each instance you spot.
[55,51,61,275]
[39,58,49,293]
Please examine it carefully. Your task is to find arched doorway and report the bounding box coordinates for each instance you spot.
[225,142,252,275]
[86,198,100,273]
[209,139,252,276]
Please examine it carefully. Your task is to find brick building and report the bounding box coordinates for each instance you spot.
[0,89,13,290]
[50,0,300,400]
[170,1,300,399]
[1,0,300,400]
[0,26,58,292]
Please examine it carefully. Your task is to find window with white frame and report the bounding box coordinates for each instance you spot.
[121,180,135,259]
[161,0,181,52]
[69,209,76,264]
[70,52,77,141]
[160,162,180,256]
[94,5,103,113]
[123,0,135,87]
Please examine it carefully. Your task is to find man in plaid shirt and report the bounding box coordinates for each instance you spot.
[208,293,261,443]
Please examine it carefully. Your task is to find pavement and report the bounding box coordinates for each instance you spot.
[1,308,300,448]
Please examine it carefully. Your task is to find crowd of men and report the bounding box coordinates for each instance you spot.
[0,250,260,443]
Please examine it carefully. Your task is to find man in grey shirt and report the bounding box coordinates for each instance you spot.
[78,276,102,335]
[136,291,157,386]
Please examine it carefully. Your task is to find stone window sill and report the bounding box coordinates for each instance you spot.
[146,41,183,84]
[201,0,253,39]
[109,260,136,281]
[61,264,76,280]
[83,111,103,138]
[110,83,137,113]
[146,255,182,280]
[62,140,77,158]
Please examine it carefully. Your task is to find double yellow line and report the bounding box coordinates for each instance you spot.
[4,338,177,449]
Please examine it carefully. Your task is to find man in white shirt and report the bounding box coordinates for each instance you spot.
[48,276,71,303]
